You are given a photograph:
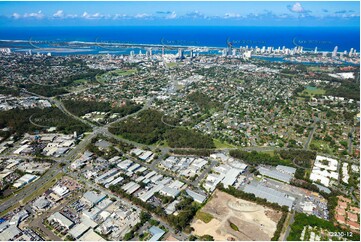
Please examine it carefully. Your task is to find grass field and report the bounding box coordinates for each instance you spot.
[259,150,275,157]
[166,62,178,68]
[214,139,236,149]
[310,140,333,154]
[96,69,137,83]
[307,66,334,73]
[73,78,88,84]
[196,211,214,223]
[111,69,137,76]
[232,78,244,84]
[302,86,326,96]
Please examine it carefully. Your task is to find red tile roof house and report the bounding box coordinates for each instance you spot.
[337,208,346,216]
[346,221,360,231]
[350,206,360,214]
[347,212,359,222]
[335,214,346,224]
[337,200,348,209]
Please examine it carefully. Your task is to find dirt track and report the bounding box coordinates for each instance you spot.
[191,190,282,241]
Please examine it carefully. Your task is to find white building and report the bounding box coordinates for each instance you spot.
[310,155,339,187]
[13,174,38,188]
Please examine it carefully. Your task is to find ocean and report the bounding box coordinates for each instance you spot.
[0,26,359,53]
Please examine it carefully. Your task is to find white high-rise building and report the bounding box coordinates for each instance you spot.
[243,50,252,59]
[314,47,318,54]
[232,49,237,56]
[349,48,354,57]
[178,48,184,59]
[332,46,338,57]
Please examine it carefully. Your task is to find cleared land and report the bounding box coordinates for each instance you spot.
[110,69,137,76]
[302,86,326,96]
[213,139,236,149]
[191,190,282,241]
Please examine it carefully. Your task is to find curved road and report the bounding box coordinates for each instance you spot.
[0,91,152,214]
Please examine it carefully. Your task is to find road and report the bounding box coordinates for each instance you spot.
[30,192,83,241]
[68,170,189,240]
[350,187,360,206]
[3,86,348,240]
[348,126,355,155]
[22,89,97,129]
[192,159,218,187]
[282,211,295,241]
[304,125,316,150]
[0,165,58,213]
[0,91,153,214]
[0,89,297,214]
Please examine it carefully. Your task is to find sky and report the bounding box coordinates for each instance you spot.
[0,1,359,27]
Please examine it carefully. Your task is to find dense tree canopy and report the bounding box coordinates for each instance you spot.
[109,110,169,144]
[325,80,360,100]
[63,99,142,117]
[229,150,293,166]
[22,84,68,97]
[109,110,215,148]
[287,213,360,241]
[276,149,316,168]
[165,128,215,149]
[0,107,91,135]
[0,86,20,96]
[187,91,222,111]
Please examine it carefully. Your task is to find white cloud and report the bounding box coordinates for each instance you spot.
[53,10,64,18]
[82,11,89,18]
[291,3,304,12]
[65,14,78,19]
[287,2,311,13]
[11,13,21,19]
[166,11,177,19]
[81,11,105,19]
[113,14,128,19]
[224,13,241,18]
[134,13,151,18]
[22,10,44,19]
[185,10,206,19]
[11,11,44,19]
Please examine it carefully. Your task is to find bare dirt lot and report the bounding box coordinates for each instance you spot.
[191,189,282,241]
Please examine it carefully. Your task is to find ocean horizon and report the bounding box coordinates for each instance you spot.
[0,26,359,52]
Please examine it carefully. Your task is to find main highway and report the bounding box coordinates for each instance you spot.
[0,90,151,214]
[0,88,340,215]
